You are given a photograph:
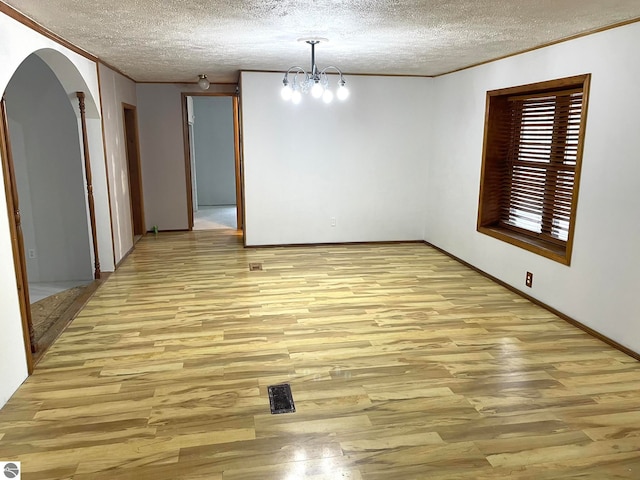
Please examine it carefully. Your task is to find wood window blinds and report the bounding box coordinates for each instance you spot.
[478,75,590,264]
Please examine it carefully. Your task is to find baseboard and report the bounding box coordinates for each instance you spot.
[116,245,135,269]
[245,239,425,249]
[424,241,640,362]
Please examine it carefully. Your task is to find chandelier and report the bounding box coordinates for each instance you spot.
[281,38,349,104]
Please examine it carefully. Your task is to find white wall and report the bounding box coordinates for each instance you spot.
[193,96,236,206]
[5,55,93,283]
[241,72,431,246]
[426,22,640,352]
[0,10,113,407]
[99,63,138,263]
[136,84,236,231]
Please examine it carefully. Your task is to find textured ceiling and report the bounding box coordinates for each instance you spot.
[3,1,640,84]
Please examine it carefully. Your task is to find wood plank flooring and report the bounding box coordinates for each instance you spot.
[1,230,640,479]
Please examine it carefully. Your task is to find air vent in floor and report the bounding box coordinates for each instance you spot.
[268,383,295,414]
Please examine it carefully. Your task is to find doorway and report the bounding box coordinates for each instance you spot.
[2,53,100,364]
[123,104,145,239]
[182,93,243,232]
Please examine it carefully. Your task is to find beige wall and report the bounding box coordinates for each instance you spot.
[136,83,235,231]
[99,63,138,263]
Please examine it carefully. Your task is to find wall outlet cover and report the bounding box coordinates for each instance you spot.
[525,271,533,287]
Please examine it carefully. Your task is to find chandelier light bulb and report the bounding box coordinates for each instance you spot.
[322,89,334,104]
[281,84,293,101]
[336,83,349,101]
[197,74,210,90]
[292,89,302,104]
[311,80,324,98]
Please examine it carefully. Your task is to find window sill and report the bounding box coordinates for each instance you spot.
[478,225,570,265]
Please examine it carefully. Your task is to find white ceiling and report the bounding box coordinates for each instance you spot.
[3,1,640,84]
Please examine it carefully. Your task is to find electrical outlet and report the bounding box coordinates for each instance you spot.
[28,249,36,259]
[525,271,533,288]
[330,217,336,227]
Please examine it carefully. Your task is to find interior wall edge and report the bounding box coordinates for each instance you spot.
[96,63,118,269]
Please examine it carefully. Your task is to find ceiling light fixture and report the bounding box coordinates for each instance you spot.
[197,74,210,90]
[281,38,349,105]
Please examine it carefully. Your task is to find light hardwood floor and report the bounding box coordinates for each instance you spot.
[193,206,237,230]
[1,230,640,479]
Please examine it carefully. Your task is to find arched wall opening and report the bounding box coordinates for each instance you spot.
[24,48,114,274]
[0,47,113,375]
[5,54,94,286]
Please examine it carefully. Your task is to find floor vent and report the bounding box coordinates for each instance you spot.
[268,383,295,414]
[249,263,263,271]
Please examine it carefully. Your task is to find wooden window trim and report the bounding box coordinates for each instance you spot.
[477,74,591,266]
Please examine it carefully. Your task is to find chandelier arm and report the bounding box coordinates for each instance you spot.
[286,66,308,75]
[283,67,310,83]
[319,66,346,83]
[283,67,311,92]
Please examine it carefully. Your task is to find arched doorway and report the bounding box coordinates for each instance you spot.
[1,50,104,366]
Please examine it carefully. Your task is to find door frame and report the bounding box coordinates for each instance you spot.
[181,92,244,231]
[122,103,146,238]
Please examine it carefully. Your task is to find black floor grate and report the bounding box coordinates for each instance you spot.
[249,263,263,271]
[268,383,296,414]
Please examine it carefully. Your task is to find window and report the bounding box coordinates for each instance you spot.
[477,74,590,265]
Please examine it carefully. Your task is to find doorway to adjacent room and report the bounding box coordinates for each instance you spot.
[183,93,243,232]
